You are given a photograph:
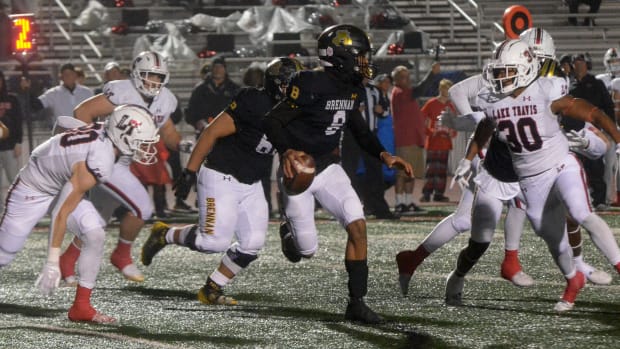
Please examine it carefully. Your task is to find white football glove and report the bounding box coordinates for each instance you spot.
[35,261,61,297]
[451,158,472,190]
[179,139,194,154]
[565,130,589,151]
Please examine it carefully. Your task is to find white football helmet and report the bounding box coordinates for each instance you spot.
[604,47,620,75]
[106,104,160,165]
[519,27,555,61]
[484,39,538,95]
[131,51,170,98]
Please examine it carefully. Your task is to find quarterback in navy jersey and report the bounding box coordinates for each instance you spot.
[141,57,304,305]
[263,24,413,324]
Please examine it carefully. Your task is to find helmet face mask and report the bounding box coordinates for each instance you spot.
[484,40,538,95]
[106,104,160,165]
[131,51,170,98]
[264,57,304,101]
[604,48,620,75]
[317,24,376,84]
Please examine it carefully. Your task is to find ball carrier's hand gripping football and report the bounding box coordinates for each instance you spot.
[280,150,316,196]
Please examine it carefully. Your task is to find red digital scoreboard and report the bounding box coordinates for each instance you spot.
[9,13,37,57]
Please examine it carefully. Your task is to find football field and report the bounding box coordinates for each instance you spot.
[1,208,620,348]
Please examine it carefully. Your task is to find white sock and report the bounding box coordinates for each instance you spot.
[210,269,231,286]
[405,193,413,205]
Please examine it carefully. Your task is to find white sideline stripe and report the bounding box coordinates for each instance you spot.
[9,324,178,349]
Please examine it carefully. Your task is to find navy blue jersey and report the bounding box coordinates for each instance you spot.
[206,87,275,184]
[283,70,365,159]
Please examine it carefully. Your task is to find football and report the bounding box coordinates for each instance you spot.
[283,154,316,195]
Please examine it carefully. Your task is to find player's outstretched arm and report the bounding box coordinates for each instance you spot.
[73,94,115,124]
[381,151,413,178]
[553,96,620,144]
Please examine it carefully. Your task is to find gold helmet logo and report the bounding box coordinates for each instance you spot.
[332,30,353,46]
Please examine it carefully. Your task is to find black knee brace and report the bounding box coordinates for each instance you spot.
[226,248,258,269]
[184,225,200,251]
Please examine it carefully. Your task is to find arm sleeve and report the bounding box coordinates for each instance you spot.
[449,74,485,115]
[346,109,386,159]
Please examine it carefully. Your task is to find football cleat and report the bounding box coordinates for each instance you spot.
[555,271,585,312]
[445,271,464,306]
[344,298,384,324]
[279,222,302,263]
[61,275,78,287]
[68,304,117,324]
[575,260,612,285]
[141,221,170,266]
[504,270,535,287]
[553,300,574,312]
[197,278,238,305]
[110,249,144,283]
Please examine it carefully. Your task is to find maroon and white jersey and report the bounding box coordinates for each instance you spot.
[476,76,569,178]
[18,123,115,195]
[102,79,177,128]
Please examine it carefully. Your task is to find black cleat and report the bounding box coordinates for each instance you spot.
[141,221,169,266]
[344,298,384,324]
[279,222,302,263]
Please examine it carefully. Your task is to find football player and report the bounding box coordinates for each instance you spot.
[0,104,159,323]
[58,51,185,284]
[445,39,620,312]
[140,57,304,305]
[595,48,620,91]
[396,72,534,296]
[262,24,413,324]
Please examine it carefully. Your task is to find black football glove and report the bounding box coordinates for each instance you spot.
[173,168,197,200]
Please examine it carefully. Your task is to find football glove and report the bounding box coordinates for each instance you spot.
[565,130,589,151]
[451,158,472,190]
[173,168,197,200]
[35,261,61,296]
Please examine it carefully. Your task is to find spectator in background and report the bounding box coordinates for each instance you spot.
[342,77,397,219]
[566,0,601,26]
[94,61,126,94]
[0,70,22,214]
[373,73,397,188]
[570,53,615,210]
[33,63,93,129]
[185,56,240,137]
[420,78,456,203]
[390,62,441,215]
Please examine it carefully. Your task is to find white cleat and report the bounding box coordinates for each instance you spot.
[585,269,612,285]
[553,300,574,312]
[445,271,464,306]
[509,271,535,287]
[119,264,144,282]
[61,275,78,287]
